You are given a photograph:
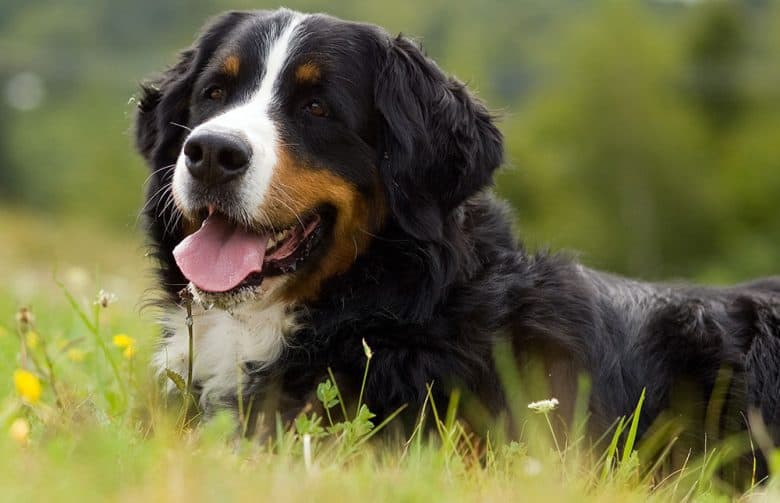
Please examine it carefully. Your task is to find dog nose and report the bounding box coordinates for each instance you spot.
[183,132,251,185]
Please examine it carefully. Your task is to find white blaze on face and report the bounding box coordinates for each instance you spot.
[172,13,307,218]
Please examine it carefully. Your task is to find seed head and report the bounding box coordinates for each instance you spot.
[15,307,34,326]
[361,338,373,360]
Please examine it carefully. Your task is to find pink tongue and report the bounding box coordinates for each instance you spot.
[173,214,270,292]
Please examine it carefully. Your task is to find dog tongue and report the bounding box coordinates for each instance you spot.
[173,213,269,292]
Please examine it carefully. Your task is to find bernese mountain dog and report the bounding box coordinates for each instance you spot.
[135,8,780,459]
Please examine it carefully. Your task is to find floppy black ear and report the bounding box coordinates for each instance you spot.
[135,47,195,168]
[135,11,251,170]
[374,36,503,241]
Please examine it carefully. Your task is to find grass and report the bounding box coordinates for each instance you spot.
[1,209,779,502]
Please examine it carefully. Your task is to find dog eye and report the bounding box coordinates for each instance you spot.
[204,85,225,101]
[304,99,329,118]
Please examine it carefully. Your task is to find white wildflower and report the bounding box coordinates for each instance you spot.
[527,398,559,414]
[522,457,543,477]
[94,289,117,308]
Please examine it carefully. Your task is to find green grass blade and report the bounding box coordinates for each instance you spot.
[621,388,646,465]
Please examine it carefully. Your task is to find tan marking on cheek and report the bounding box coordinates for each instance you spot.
[222,55,240,77]
[294,62,321,83]
[263,149,386,301]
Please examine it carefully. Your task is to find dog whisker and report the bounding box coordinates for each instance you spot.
[169,121,192,132]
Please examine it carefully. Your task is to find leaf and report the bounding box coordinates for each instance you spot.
[295,413,325,438]
[165,369,186,393]
[600,417,626,483]
[621,388,646,465]
[316,379,340,410]
[351,404,376,438]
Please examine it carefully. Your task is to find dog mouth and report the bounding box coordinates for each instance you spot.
[172,206,324,295]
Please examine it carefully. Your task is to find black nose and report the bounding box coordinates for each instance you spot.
[183,132,251,185]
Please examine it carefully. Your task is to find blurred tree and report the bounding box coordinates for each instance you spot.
[685,1,747,133]
[0,0,777,282]
[499,2,715,278]
[0,98,14,198]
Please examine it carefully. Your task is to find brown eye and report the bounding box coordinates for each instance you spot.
[305,100,328,117]
[205,85,224,101]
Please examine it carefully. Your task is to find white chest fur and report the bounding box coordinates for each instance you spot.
[155,299,296,405]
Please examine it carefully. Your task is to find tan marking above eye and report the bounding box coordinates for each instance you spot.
[222,55,240,77]
[295,62,322,83]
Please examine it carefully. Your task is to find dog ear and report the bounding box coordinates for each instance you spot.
[135,11,250,169]
[134,47,195,168]
[374,36,503,241]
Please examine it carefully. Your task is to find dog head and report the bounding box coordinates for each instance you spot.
[136,9,503,307]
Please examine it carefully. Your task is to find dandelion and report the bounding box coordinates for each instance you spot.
[361,338,373,360]
[66,348,86,362]
[527,398,559,414]
[9,418,30,446]
[25,331,40,350]
[112,333,136,359]
[13,369,42,404]
[95,289,117,308]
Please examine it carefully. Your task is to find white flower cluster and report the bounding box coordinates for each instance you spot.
[527,398,559,414]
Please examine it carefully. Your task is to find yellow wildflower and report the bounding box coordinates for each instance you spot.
[112,333,134,348]
[9,418,30,446]
[66,348,86,362]
[0,326,8,337]
[113,334,136,360]
[13,369,42,404]
[25,331,39,350]
[122,345,135,360]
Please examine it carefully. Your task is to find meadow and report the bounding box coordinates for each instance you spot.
[1,210,778,503]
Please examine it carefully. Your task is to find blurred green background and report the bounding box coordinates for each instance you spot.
[1,0,778,304]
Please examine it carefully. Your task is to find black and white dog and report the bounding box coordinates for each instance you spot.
[135,8,780,455]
